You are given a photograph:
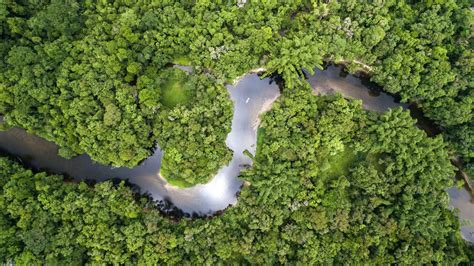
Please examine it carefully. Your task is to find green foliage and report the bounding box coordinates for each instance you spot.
[447,122,474,181]
[265,35,324,89]
[159,69,192,108]
[238,90,468,264]
[0,157,172,264]
[172,55,192,66]
[447,123,474,162]
[1,89,472,263]
[156,74,233,186]
[1,0,471,171]
[0,1,473,263]
[0,2,238,172]
[319,147,360,180]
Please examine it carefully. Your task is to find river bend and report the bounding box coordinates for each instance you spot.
[1,66,472,241]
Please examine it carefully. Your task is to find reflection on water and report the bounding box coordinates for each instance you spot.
[306,64,474,242]
[448,187,474,242]
[1,65,472,241]
[306,65,407,113]
[0,74,280,216]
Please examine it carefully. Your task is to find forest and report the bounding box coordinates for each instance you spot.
[0,0,473,264]
[1,89,473,264]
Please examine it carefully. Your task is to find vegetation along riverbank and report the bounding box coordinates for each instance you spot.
[0,1,473,264]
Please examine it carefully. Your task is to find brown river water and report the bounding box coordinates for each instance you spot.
[1,65,472,241]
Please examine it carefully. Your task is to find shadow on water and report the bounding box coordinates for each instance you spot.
[0,65,473,241]
[306,64,443,136]
[0,73,281,218]
[305,63,474,242]
[407,103,442,137]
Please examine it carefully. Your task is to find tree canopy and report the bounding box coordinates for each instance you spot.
[0,0,473,264]
[1,88,473,263]
[1,0,472,176]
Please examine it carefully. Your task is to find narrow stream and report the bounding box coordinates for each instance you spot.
[0,66,472,240]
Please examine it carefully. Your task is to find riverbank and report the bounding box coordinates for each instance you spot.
[1,66,472,242]
[231,67,267,85]
[314,62,473,196]
[333,59,374,75]
[0,72,280,217]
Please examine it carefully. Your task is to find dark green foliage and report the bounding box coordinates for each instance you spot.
[155,73,233,186]
[1,2,236,174]
[447,122,474,180]
[0,157,181,264]
[0,0,471,172]
[2,89,473,264]
[265,35,324,88]
[0,0,473,264]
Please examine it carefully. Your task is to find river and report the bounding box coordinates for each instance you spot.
[0,65,472,240]
[307,65,474,242]
[0,73,280,217]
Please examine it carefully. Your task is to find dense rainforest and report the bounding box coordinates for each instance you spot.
[0,0,473,264]
[1,89,473,264]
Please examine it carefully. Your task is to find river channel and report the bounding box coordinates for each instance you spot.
[0,65,472,240]
[0,73,280,217]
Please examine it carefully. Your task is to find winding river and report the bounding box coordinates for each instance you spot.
[307,65,474,242]
[0,73,280,217]
[1,65,473,240]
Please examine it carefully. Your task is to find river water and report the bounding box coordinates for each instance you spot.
[0,65,472,240]
[305,66,407,112]
[0,74,280,217]
[307,65,474,242]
